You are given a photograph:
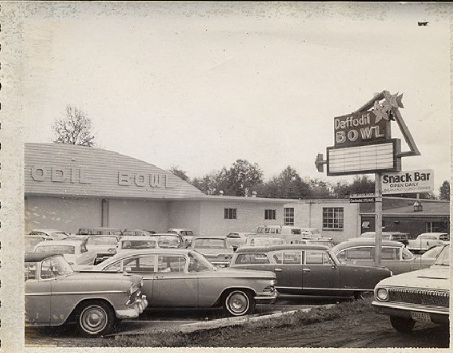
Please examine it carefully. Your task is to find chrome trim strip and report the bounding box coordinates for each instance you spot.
[372,300,449,315]
[25,292,52,296]
[26,290,126,296]
[276,286,371,291]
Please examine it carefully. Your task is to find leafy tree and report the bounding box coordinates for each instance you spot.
[191,171,220,195]
[216,159,264,196]
[53,105,96,146]
[333,175,375,198]
[439,180,450,200]
[258,166,310,199]
[309,179,331,199]
[169,165,189,182]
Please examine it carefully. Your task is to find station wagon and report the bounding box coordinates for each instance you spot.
[230,244,391,299]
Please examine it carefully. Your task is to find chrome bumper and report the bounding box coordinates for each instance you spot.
[255,289,278,303]
[116,295,148,319]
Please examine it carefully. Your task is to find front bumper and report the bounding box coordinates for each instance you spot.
[116,295,148,319]
[372,300,449,325]
[254,289,278,304]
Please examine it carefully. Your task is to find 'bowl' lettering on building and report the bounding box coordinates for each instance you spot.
[118,172,170,188]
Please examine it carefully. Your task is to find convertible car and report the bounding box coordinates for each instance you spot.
[90,248,277,316]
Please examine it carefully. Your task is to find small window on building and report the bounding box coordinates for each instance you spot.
[284,208,294,226]
[224,208,237,220]
[323,207,344,230]
[426,221,449,233]
[265,209,276,220]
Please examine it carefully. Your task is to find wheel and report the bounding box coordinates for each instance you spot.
[223,290,255,316]
[390,316,416,333]
[76,301,115,337]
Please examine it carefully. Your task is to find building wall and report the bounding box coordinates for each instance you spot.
[199,200,285,236]
[107,199,170,232]
[286,200,360,243]
[168,201,202,235]
[25,196,103,233]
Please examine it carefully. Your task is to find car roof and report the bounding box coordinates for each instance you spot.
[235,244,330,253]
[25,252,64,262]
[120,236,157,241]
[417,232,448,236]
[333,238,405,251]
[35,240,83,246]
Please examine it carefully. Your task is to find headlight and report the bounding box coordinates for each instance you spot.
[376,288,389,301]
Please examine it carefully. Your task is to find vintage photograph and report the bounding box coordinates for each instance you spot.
[1,2,451,351]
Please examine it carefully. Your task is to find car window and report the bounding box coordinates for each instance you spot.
[227,233,240,239]
[401,247,414,260]
[305,250,332,265]
[188,252,212,272]
[123,255,157,273]
[343,247,373,260]
[381,247,400,260]
[40,257,73,279]
[434,245,450,266]
[157,255,186,273]
[192,238,227,249]
[235,253,270,265]
[273,251,302,265]
[87,236,118,245]
[104,261,121,272]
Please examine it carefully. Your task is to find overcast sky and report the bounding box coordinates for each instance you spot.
[14,2,452,192]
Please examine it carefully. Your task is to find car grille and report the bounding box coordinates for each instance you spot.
[388,288,449,308]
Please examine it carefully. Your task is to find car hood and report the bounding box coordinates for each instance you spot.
[377,266,450,290]
[214,267,276,280]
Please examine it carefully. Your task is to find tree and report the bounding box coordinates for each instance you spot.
[215,159,264,196]
[309,179,332,199]
[258,166,310,199]
[53,105,96,146]
[191,171,220,195]
[332,175,375,198]
[439,180,450,200]
[169,165,189,182]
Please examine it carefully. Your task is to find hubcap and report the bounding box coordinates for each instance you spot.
[80,305,108,334]
[227,291,249,315]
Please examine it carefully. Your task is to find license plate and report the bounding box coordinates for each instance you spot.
[411,311,431,322]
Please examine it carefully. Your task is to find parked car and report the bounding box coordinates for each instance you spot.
[407,232,450,254]
[299,228,322,238]
[91,248,277,316]
[225,232,257,250]
[25,252,148,336]
[123,229,154,237]
[29,229,69,240]
[332,239,432,275]
[25,234,50,252]
[149,233,184,248]
[360,231,413,246]
[372,244,450,332]
[78,227,124,236]
[168,228,195,245]
[417,243,450,264]
[85,235,120,264]
[257,225,304,235]
[33,239,98,268]
[117,236,159,251]
[189,236,234,267]
[230,244,391,299]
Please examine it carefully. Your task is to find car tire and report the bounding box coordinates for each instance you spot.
[76,300,116,337]
[223,289,255,316]
[390,316,416,333]
[353,291,373,300]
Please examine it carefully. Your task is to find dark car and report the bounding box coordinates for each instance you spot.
[230,244,392,299]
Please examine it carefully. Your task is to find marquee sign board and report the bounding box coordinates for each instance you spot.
[334,110,391,148]
[327,139,401,176]
[381,169,434,194]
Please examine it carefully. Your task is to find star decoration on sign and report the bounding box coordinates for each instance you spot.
[383,92,404,110]
[373,100,389,123]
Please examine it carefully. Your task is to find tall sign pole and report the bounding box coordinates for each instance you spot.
[374,173,383,266]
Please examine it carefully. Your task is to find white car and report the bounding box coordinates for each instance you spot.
[225,232,257,250]
[117,236,160,252]
[29,229,69,240]
[32,239,98,268]
[372,244,450,332]
[168,228,195,245]
[407,232,449,254]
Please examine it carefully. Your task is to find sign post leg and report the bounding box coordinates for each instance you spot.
[374,173,383,266]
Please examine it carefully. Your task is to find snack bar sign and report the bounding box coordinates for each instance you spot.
[334,110,391,148]
[381,169,434,194]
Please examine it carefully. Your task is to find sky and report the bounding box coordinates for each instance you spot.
[11,2,452,193]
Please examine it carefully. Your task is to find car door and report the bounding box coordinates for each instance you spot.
[272,250,303,294]
[151,254,198,307]
[338,246,374,267]
[301,250,339,295]
[120,255,156,300]
[25,262,52,325]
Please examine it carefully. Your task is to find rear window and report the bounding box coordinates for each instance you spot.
[193,238,227,249]
[35,245,76,254]
[235,253,270,265]
[87,236,117,245]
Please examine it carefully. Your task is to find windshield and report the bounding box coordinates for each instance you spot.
[421,246,444,259]
[433,245,450,266]
[51,232,68,239]
[251,238,284,246]
[188,251,214,272]
[35,245,76,254]
[193,238,227,249]
[155,235,180,247]
[40,256,74,279]
[87,236,118,245]
[122,240,157,249]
